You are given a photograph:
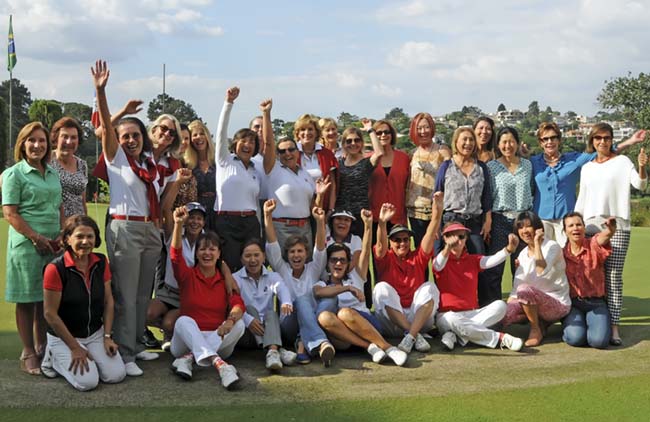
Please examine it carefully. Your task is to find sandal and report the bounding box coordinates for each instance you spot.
[20,351,42,375]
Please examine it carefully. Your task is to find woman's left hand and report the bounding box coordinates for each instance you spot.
[315,174,332,196]
[280,303,293,316]
[217,319,235,337]
[638,147,647,167]
[104,337,119,357]
[481,220,491,243]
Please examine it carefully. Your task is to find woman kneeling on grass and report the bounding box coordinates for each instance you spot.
[42,215,126,391]
[314,209,408,366]
[562,213,615,349]
[168,205,245,390]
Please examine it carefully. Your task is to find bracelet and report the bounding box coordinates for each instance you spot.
[366,128,375,134]
[104,333,112,339]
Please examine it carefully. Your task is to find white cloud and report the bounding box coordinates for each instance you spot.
[388,41,443,68]
[334,72,364,88]
[371,83,402,98]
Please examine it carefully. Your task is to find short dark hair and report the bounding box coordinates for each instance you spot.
[495,126,520,158]
[326,242,352,278]
[117,117,153,158]
[62,214,102,249]
[473,116,495,151]
[194,230,222,268]
[50,117,84,149]
[513,211,544,234]
[372,119,397,146]
[562,212,584,231]
[241,238,265,257]
[230,128,260,156]
[284,234,309,259]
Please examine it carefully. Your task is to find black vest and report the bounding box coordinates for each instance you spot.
[46,253,106,339]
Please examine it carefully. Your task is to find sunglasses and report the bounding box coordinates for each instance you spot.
[540,135,559,143]
[277,147,297,154]
[391,236,410,244]
[158,124,177,137]
[328,257,348,264]
[593,135,613,142]
[344,138,362,145]
[376,130,391,136]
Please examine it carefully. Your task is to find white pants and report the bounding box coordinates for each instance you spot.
[542,219,566,247]
[171,316,245,367]
[435,300,507,348]
[45,328,126,391]
[373,281,440,337]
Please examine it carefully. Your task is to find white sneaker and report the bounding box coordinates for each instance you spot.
[366,343,387,363]
[414,333,431,352]
[218,363,240,389]
[40,350,58,379]
[265,349,283,371]
[161,341,172,352]
[500,333,524,351]
[171,354,193,380]
[398,334,415,354]
[125,362,143,377]
[441,331,457,351]
[135,350,159,361]
[319,341,335,367]
[386,347,408,367]
[279,348,297,366]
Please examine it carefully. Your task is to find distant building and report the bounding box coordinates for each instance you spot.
[496,109,524,126]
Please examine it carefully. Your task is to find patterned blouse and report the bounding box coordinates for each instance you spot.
[487,158,533,213]
[335,157,375,215]
[50,156,88,218]
[406,147,445,220]
[172,176,198,210]
[435,159,492,217]
[193,164,217,212]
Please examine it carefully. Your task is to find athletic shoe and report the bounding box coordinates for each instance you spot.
[135,350,160,361]
[319,341,335,367]
[218,364,240,389]
[414,333,431,352]
[265,349,283,371]
[500,334,524,351]
[125,362,143,377]
[441,331,457,351]
[141,328,161,349]
[171,354,193,380]
[40,350,58,379]
[279,348,297,366]
[398,333,415,354]
[366,343,387,363]
[161,341,172,352]
[296,352,311,364]
[386,347,408,367]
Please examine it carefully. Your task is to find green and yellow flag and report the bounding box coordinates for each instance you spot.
[7,15,16,72]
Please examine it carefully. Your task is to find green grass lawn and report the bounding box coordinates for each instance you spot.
[1,203,649,421]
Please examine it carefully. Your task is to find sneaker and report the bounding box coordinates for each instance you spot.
[40,350,58,379]
[441,331,457,351]
[141,328,161,349]
[135,350,160,361]
[398,333,415,354]
[366,343,386,363]
[279,348,297,366]
[171,354,193,380]
[500,333,524,352]
[296,352,311,364]
[125,362,143,377]
[218,363,240,389]
[265,349,283,371]
[319,341,335,367]
[414,333,431,352]
[161,341,172,352]
[386,347,408,367]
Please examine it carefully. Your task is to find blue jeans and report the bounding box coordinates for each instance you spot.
[562,297,611,349]
[280,295,330,354]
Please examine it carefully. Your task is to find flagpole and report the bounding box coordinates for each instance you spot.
[8,69,12,164]
[162,63,166,114]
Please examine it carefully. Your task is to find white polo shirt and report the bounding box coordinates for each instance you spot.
[106,146,160,216]
[298,142,323,182]
[315,270,369,314]
[214,101,261,212]
[233,266,292,327]
[266,162,315,219]
[266,240,326,305]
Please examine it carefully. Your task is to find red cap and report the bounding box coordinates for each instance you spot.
[442,223,471,235]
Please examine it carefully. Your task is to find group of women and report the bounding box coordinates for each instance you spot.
[2,59,647,391]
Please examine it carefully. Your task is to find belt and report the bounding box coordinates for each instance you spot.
[111,214,152,222]
[272,217,309,227]
[215,210,256,217]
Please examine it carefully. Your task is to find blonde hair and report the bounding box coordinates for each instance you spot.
[451,127,477,157]
[293,114,321,142]
[318,117,338,145]
[149,113,183,159]
[185,120,215,169]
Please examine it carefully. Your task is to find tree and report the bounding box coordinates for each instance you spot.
[384,107,410,134]
[598,72,650,128]
[497,103,506,112]
[28,99,63,129]
[336,112,360,129]
[62,102,92,123]
[527,101,540,118]
[147,93,200,123]
[0,78,33,152]
[460,105,483,118]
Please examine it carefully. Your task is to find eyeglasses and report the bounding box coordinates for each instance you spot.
[344,138,362,145]
[593,135,613,142]
[277,147,297,154]
[328,257,348,264]
[540,135,559,143]
[376,130,391,136]
[158,125,177,137]
[390,236,410,244]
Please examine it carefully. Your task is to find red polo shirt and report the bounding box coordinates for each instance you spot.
[171,246,245,331]
[44,251,111,291]
[374,245,433,308]
[563,237,611,299]
[434,251,483,312]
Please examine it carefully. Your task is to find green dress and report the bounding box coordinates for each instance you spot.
[2,160,62,303]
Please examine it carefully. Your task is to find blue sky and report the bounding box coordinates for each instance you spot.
[2,0,650,131]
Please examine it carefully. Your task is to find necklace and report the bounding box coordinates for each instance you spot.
[543,154,560,165]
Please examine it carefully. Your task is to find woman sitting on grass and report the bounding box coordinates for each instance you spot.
[314,209,408,366]
[562,213,615,349]
[168,205,246,390]
[42,215,126,391]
